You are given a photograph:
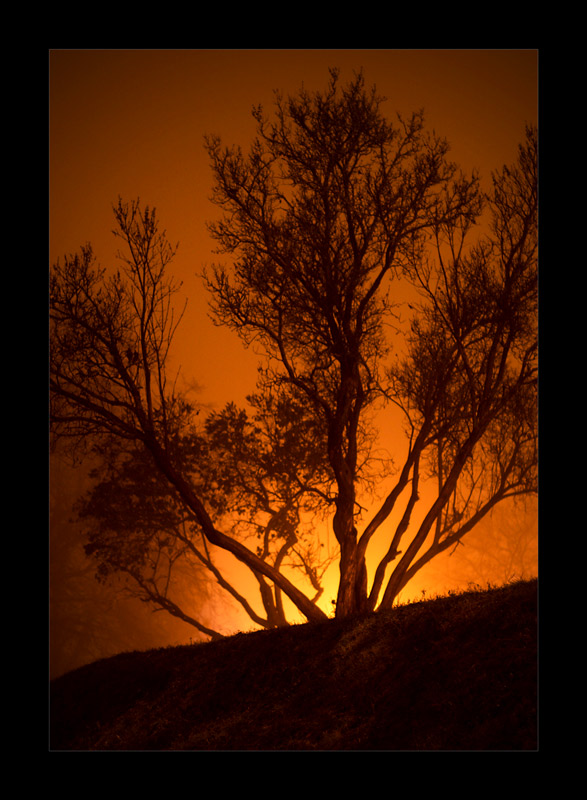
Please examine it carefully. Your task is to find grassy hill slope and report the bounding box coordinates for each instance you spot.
[50,578,537,751]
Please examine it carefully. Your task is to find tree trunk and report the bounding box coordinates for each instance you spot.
[329,363,369,618]
[336,538,368,617]
[333,485,368,617]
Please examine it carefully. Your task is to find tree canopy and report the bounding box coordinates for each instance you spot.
[50,70,537,636]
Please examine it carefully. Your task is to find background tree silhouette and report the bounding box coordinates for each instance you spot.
[50,452,211,678]
[50,71,537,633]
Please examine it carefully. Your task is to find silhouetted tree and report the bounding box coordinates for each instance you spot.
[203,70,537,615]
[51,197,330,628]
[50,71,537,633]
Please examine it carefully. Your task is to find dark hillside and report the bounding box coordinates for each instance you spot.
[50,578,537,751]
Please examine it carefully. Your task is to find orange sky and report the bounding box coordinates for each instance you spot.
[49,48,538,408]
[49,49,539,634]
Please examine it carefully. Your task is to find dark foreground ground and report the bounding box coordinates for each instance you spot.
[50,578,537,751]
